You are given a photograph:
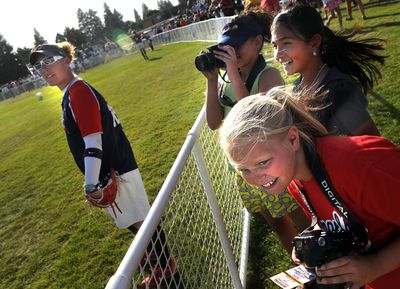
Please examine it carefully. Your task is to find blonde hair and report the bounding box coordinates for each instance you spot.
[57,41,76,60]
[219,86,328,164]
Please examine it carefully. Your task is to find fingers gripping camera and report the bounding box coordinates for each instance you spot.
[194,44,226,72]
[292,228,358,289]
[292,228,356,269]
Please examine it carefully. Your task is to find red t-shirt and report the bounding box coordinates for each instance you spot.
[288,136,400,289]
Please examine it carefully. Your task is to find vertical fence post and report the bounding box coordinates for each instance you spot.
[192,141,244,289]
[239,210,250,289]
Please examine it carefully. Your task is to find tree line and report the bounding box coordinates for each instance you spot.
[0,0,183,86]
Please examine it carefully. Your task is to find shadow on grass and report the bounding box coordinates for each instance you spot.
[246,213,293,289]
[148,57,162,61]
[369,90,400,120]
[247,213,271,289]
[360,11,400,20]
[357,18,400,33]
[364,0,400,9]
[358,23,400,35]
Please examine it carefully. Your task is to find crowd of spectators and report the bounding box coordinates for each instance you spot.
[149,0,245,36]
[0,73,43,100]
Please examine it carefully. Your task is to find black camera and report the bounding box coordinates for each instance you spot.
[293,228,356,289]
[194,44,226,72]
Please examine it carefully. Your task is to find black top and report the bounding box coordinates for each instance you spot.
[295,66,371,135]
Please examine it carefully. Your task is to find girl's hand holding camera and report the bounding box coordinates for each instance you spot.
[201,68,218,81]
[213,45,241,82]
[316,254,380,289]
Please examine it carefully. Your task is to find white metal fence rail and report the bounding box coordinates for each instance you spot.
[151,17,233,46]
[105,106,250,289]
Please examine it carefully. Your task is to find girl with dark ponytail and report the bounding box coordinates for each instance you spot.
[271,2,385,136]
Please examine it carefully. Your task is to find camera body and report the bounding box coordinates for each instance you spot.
[195,44,226,72]
[293,229,356,289]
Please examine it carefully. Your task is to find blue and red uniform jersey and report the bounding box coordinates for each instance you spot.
[61,78,138,180]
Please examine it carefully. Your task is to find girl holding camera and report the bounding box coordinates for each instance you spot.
[271,2,385,136]
[201,11,309,253]
[219,88,400,289]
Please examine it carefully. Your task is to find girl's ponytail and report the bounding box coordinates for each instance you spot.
[322,27,386,93]
[58,42,77,60]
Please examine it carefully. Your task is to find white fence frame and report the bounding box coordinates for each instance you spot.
[105,105,250,289]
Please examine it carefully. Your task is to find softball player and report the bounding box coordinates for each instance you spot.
[30,42,175,287]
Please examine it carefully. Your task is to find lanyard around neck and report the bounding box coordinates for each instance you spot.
[302,142,369,248]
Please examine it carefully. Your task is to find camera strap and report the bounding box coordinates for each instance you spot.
[302,142,369,248]
[244,54,266,93]
[218,55,266,108]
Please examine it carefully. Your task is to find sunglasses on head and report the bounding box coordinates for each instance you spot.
[33,55,64,70]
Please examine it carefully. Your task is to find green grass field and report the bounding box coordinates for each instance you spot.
[0,1,399,288]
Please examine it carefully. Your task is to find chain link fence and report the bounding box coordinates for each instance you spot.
[105,107,250,289]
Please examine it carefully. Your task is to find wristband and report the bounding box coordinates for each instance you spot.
[84,148,103,159]
[84,184,97,194]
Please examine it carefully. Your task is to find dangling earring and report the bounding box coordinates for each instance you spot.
[312,51,317,56]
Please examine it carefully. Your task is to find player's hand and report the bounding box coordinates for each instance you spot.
[85,170,118,208]
[87,190,102,200]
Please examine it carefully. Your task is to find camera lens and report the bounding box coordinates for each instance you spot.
[195,52,214,72]
[194,46,226,72]
[318,237,326,247]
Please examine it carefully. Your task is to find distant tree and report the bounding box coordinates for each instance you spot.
[16,47,32,65]
[178,0,187,8]
[104,3,126,40]
[112,9,125,27]
[157,0,174,18]
[104,2,113,21]
[147,10,160,17]
[63,27,87,49]
[33,28,47,46]
[77,8,105,46]
[55,33,67,43]
[142,3,150,19]
[134,8,142,24]
[0,34,29,86]
[125,20,140,31]
[158,0,174,10]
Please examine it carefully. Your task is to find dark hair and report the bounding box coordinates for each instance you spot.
[235,10,274,42]
[272,2,386,93]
